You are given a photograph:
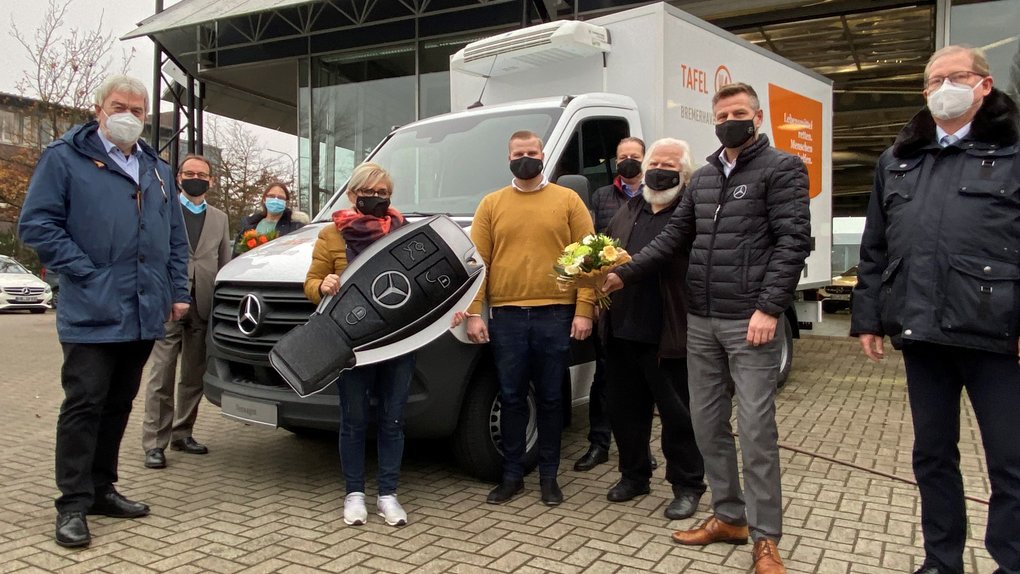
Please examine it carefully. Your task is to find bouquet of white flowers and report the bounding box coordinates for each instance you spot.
[553,233,631,308]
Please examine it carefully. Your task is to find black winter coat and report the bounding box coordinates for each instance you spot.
[616,135,811,320]
[590,177,634,234]
[233,209,306,255]
[850,88,1020,355]
[602,194,689,358]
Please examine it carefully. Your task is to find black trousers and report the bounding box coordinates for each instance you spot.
[605,337,705,495]
[902,342,1020,574]
[586,330,612,450]
[55,340,155,513]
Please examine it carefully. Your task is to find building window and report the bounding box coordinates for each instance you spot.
[950,0,1020,105]
[0,110,22,145]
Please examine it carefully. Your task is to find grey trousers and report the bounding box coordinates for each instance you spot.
[141,304,208,451]
[686,313,783,542]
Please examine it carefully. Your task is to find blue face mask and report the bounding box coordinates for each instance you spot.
[265,197,287,215]
[179,192,206,214]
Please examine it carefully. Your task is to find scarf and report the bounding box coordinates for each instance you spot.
[332,208,406,260]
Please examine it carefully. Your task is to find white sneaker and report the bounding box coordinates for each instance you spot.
[376,494,408,526]
[343,492,367,526]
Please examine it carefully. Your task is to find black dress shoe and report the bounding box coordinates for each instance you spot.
[170,437,209,454]
[540,477,563,506]
[913,563,943,574]
[55,512,90,548]
[144,448,166,469]
[88,489,150,518]
[607,479,650,502]
[573,445,609,471]
[664,492,702,520]
[486,479,524,504]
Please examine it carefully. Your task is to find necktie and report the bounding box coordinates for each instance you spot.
[940,134,959,147]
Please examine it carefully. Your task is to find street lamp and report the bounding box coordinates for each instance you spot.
[266,148,298,180]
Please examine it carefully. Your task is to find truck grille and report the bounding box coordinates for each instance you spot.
[211,282,316,365]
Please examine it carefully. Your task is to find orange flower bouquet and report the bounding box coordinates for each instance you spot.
[235,228,279,254]
[553,233,631,308]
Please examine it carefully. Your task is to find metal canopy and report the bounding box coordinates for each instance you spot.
[124,0,318,40]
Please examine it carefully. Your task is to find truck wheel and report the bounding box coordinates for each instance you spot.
[453,368,539,483]
[777,313,794,388]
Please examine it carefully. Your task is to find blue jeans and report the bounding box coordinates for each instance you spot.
[337,354,415,496]
[488,305,574,481]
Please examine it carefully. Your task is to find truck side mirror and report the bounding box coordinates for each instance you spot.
[555,174,591,209]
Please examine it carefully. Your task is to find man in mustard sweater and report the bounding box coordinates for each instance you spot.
[458,130,596,506]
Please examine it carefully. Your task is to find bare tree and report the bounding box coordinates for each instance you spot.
[1,0,134,223]
[10,0,135,137]
[206,117,294,235]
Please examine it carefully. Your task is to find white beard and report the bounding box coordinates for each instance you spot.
[643,185,681,208]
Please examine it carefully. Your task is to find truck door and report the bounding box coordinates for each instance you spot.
[551,115,634,199]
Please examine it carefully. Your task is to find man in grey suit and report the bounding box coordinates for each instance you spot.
[142,153,232,469]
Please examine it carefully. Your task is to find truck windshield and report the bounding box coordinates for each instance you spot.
[319,107,563,218]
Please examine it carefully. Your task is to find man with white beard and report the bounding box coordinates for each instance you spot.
[600,138,706,521]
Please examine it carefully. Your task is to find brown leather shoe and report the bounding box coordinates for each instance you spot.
[752,538,786,574]
[671,515,749,546]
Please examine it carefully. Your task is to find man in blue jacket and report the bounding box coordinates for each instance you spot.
[853,46,1020,574]
[19,75,190,549]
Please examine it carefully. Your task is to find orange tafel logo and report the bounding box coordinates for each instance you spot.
[714,66,732,93]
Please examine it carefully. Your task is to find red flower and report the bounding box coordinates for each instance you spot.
[246,239,257,248]
[258,236,269,244]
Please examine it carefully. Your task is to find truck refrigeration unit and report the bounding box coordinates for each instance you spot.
[205,2,833,481]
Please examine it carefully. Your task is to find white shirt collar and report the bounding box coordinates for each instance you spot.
[95,127,140,158]
[718,149,737,176]
[935,122,972,145]
[511,176,549,192]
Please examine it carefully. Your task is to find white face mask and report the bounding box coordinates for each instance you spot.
[102,110,144,146]
[927,80,982,120]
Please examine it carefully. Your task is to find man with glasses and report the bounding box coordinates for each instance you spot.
[852,45,1020,574]
[141,153,232,469]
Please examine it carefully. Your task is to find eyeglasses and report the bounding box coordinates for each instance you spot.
[925,70,985,90]
[354,188,392,198]
[180,170,212,180]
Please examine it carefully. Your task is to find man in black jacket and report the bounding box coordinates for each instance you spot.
[601,138,705,520]
[574,136,646,473]
[604,83,810,574]
[852,45,1020,574]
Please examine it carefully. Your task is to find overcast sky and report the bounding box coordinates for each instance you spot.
[0,0,296,157]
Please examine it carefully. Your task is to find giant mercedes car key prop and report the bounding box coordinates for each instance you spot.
[269,215,485,398]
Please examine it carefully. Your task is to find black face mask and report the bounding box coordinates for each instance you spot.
[715,119,757,149]
[509,156,543,180]
[616,158,642,179]
[356,196,390,218]
[180,178,209,197]
[644,169,681,191]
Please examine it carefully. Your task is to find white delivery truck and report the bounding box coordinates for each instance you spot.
[205,2,832,481]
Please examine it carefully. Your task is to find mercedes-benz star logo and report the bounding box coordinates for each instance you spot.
[371,271,412,309]
[237,293,263,336]
[22,287,31,295]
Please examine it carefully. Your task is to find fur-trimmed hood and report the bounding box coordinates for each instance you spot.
[892,88,1019,158]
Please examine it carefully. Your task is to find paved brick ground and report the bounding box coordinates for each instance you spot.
[0,313,996,573]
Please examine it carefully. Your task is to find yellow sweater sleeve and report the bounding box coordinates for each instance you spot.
[467,195,493,315]
[568,193,597,319]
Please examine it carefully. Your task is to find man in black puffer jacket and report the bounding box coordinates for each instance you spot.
[852,45,1020,574]
[605,83,810,574]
